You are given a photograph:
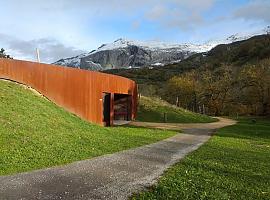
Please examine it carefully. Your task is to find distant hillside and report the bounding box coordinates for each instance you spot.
[105,34,270,86]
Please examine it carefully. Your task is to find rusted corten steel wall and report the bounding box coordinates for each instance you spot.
[0,58,137,125]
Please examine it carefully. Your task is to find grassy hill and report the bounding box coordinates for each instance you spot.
[137,96,216,123]
[0,79,177,175]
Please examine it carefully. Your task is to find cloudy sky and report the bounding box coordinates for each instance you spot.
[0,0,269,63]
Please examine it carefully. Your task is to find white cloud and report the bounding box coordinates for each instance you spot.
[234,0,270,22]
[131,21,141,30]
[146,4,168,20]
[144,0,215,30]
[0,33,85,63]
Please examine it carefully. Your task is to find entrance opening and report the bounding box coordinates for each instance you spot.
[114,94,132,124]
[102,93,111,126]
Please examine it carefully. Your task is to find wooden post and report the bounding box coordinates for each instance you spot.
[163,113,167,123]
[203,104,205,114]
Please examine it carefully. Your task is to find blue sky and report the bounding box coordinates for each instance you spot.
[0,0,269,63]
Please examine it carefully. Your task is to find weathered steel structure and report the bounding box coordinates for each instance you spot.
[0,58,137,126]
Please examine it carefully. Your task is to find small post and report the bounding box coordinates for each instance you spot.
[203,104,205,114]
[36,48,40,63]
[163,112,167,123]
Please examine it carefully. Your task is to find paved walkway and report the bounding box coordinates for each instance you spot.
[0,118,236,200]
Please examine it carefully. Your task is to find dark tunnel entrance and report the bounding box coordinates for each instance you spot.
[102,93,111,126]
[114,94,132,122]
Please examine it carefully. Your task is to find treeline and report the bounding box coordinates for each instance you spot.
[162,59,270,116]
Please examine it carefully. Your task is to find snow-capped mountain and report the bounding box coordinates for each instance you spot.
[53,26,270,71]
[54,39,215,70]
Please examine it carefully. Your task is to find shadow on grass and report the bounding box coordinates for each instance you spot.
[118,124,181,134]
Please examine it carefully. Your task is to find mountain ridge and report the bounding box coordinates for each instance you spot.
[105,34,270,86]
[53,26,270,70]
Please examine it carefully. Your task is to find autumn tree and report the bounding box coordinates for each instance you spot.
[164,70,200,111]
[164,67,233,116]
[200,66,233,115]
[238,59,270,115]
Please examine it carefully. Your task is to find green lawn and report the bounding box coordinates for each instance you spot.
[0,80,176,175]
[137,96,216,123]
[132,118,270,200]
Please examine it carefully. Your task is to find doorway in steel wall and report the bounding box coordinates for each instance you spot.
[102,93,111,126]
[114,94,132,122]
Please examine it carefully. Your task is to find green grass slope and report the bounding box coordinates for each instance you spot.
[137,96,216,123]
[133,118,270,200]
[0,80,176,175]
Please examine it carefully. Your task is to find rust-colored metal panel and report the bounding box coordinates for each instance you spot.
[0,58,137,126]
